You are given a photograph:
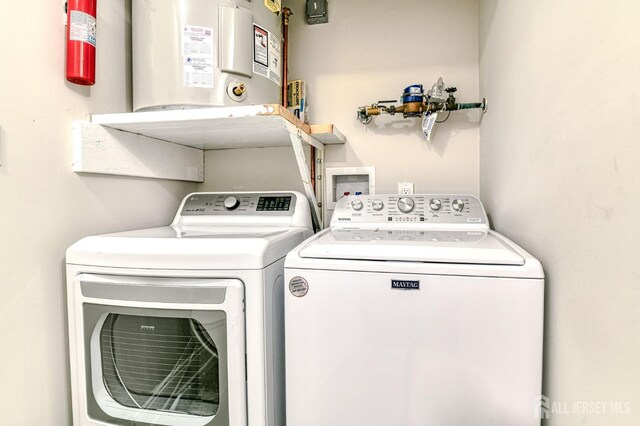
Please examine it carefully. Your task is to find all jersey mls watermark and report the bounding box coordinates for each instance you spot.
[535,395,631,419]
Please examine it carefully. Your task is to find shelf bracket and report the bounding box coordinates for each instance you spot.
[284,120,324,229]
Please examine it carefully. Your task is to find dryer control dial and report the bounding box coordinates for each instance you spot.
[452,199,465,212]
[223,196,240,210]
[397,197,415,214]
[371,199,384,211]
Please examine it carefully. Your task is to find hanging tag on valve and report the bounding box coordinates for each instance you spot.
[66,0,97,85]
[422,112,438,141]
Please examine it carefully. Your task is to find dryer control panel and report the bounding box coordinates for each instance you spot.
[330,194,489,229]
[172,191,313,229]
[180,193,295,216]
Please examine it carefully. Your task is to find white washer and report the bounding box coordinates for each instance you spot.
[66,191,313,426]
[285,194,544,426]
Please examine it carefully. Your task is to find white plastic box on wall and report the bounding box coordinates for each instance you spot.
[325,166,375,210]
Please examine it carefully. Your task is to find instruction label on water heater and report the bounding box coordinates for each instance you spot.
[253,24,282,86]
[268,31,281,84]
[182,26,214,88]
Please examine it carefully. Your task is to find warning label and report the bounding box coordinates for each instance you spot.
[69,11,96,47]
[253,24,281,86]
[254,25,269,65]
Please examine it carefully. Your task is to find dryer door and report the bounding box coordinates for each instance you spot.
[72,274,247,426]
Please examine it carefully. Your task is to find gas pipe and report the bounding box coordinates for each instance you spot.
[66,0,97,85]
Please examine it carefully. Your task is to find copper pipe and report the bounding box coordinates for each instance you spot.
[281,7,291,107]
[310,143,316,193]
[281,7,316,193]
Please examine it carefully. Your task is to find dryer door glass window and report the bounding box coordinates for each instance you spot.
[77,274,245,426]
[100,313,220,416]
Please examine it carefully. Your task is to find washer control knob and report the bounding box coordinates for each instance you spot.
[371,199,384,211]
[429,198,443,211]
[223,196,240,210]
[351,199,364,211]
[452,199,465,212]
[397,197,415,214]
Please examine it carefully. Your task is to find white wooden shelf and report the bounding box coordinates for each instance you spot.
[72,104,346,228]
[89,104,345,149]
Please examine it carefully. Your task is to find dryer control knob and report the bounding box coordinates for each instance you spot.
[372,199,384,211]
[429,198,443,211]
[397,197,415,214]
[351,199,364,211]
[224,196,240,210]
[452,199,465,212]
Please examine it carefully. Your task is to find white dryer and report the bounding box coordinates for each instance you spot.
[285,194,544,426]
[66,191,313,426]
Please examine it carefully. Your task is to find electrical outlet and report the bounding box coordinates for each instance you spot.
[398,182,414,195]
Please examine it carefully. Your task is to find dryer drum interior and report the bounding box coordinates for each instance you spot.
[82,303,230,424]
[100,314,220,416]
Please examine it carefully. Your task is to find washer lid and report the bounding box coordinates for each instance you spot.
[298,229,525,266]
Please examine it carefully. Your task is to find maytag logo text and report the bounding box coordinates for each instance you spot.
[391,280,420,290]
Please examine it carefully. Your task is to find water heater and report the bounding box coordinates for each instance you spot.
[132,0,283,111]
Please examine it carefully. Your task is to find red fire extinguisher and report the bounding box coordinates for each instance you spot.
[66,0,97,85]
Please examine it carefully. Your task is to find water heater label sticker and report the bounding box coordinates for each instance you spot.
[289,276,309,297]
[183,56,214,88]
[69,11,96,47]
[268,31,282,86]
[182,26,214,56]
[253,24,270,79]
[182,26,214,88]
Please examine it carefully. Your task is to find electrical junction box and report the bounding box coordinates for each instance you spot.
[306,0,328,25]
[325,167,375,210]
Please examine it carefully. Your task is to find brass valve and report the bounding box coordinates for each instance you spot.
[227,81,248,102]
[232,84,246,97]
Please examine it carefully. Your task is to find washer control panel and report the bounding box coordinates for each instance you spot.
[180,192,295,216]
[331,194,488,227]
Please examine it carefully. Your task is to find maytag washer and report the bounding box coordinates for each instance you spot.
[67,191,312,426]
[285,194,544,426]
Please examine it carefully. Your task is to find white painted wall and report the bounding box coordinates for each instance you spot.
[479,1,640,424]
[202,0,481,222]
[0,2,195,424]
